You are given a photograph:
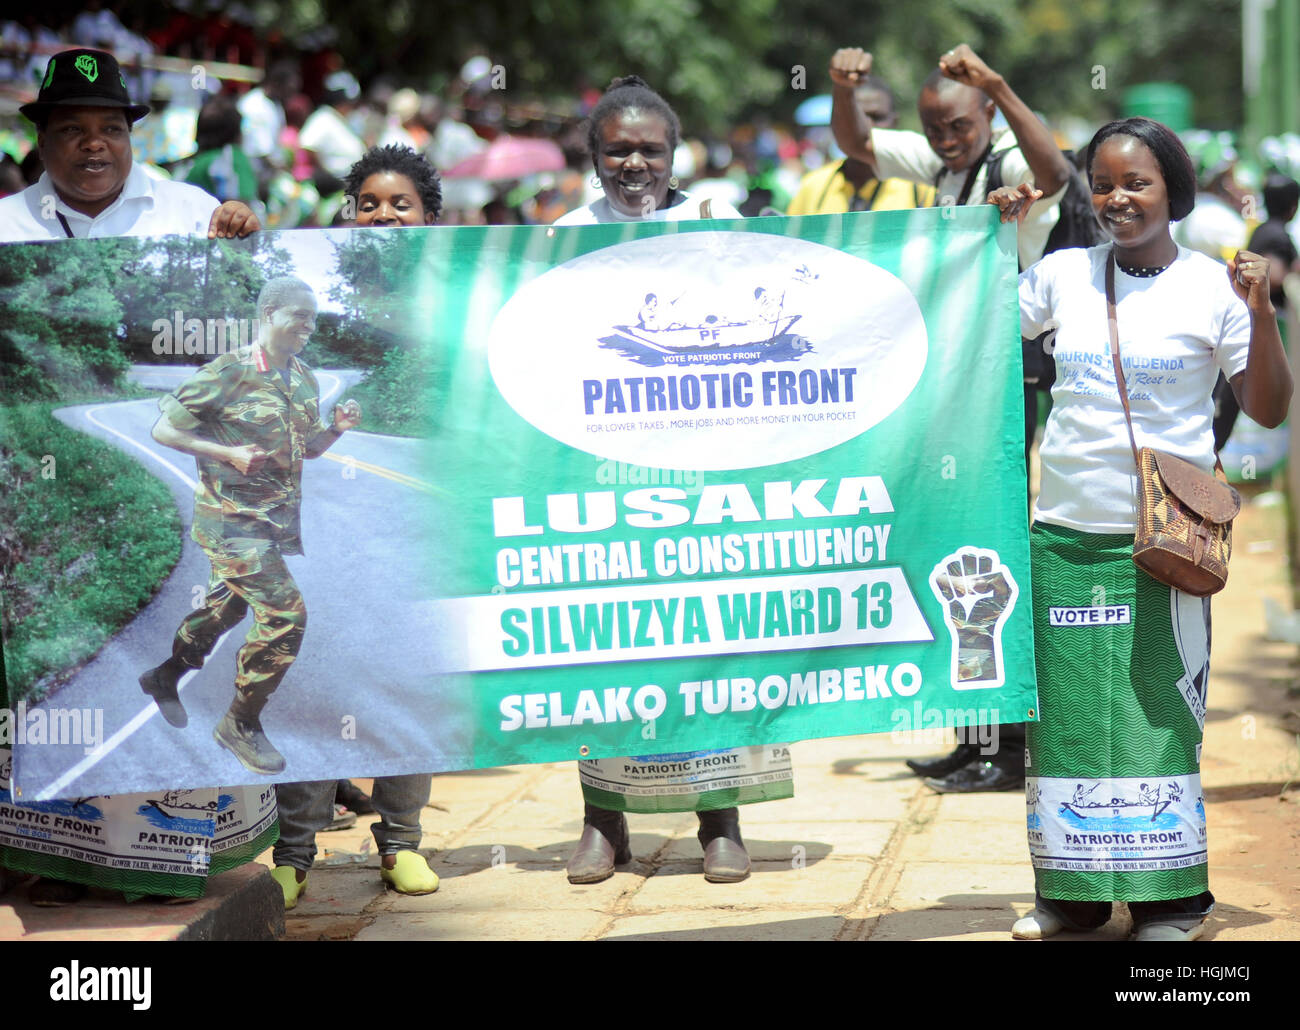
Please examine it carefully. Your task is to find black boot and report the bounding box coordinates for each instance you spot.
[566,803,630,884]
[139,657,190,728]
[213,690,285,775]
[697,807,750,883]
[905,741,979,778]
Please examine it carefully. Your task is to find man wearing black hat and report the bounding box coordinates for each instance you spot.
[0,48,265,909]
[0,48,259,240]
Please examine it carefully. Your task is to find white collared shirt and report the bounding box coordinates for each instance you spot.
[0,163,219,242]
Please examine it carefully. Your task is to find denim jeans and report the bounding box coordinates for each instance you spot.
[272,774,433,872]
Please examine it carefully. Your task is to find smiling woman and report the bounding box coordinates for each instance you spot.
[343,143,443,227]
[553,76,742,225]
[550,77,784,889]
[991,117,1293,942]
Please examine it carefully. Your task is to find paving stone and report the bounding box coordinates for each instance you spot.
[866,908,1020,941]
[628,859,871,913]
[736,790,914,823]
[895,818,1030,864]
[660,821,896,863]
[932,791,1026,823]
[285,913,374,941]
[889,861,1035,910]
[289,868,390,916]
[354,909,610,940]
[602,909,843,941]
[384,860,639,912]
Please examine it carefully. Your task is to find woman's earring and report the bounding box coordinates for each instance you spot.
[668,175,679,190]
[591,176,603,190]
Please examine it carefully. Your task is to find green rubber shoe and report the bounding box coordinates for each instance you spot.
[270,866,307,910]
[380,851,439,895]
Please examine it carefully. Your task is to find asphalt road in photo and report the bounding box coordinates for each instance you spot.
[11,366,465,800]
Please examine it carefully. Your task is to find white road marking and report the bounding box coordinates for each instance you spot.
[32,371,351,794]
[35,669,205,801]
[85,401,198,488]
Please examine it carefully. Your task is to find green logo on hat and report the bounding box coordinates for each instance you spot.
[74,54,98,83]
[42,58,55,89]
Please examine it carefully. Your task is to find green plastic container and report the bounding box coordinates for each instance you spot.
[1121,83,1194,132]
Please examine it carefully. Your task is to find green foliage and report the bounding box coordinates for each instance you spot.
[322,230,438,431]
[0,401,182,703]
[327,230,432,365]
[295,0,1243,136]
[0,240,128,399]
[0,234,297,401]
[346,347,438,437]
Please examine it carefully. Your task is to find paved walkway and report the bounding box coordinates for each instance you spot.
[4,496,1296,941]
[278,494,1300,942]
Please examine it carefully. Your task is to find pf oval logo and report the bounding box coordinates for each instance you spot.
[488,231,927,472]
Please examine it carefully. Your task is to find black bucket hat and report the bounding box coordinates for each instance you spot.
[19,49,150,126]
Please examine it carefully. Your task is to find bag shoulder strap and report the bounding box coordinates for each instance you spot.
[859,178,882,210]
[941,142,994,206]
[1105,251,1143,470]
[1108,252,1232,484]
[985,148,1007,195]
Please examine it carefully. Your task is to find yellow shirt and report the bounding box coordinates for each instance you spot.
[786,162,936,215]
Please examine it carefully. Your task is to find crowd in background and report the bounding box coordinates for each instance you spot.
[3,6,1300,245]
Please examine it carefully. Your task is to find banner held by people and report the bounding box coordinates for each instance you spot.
[2,205,1036,802]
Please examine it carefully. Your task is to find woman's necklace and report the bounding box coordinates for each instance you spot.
[1116,261,1171,278]
[1113,245,1175,278]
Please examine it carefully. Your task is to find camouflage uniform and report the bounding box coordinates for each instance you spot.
[159,343,333,720]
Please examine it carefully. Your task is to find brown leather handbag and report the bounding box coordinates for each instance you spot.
[1105,255,1241,596]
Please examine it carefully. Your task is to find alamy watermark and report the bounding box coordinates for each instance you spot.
[0,701,104,755]
[151,310,257,356]
[890,701,1000,755]
[594,458,704,494]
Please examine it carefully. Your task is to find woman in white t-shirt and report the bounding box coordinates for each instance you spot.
[553,76,741,226]
[990,118,1291,941]
[554,77,776,889]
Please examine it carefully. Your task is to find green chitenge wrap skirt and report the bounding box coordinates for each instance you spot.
[1026,523,1210,902]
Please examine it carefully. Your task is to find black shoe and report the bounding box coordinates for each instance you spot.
[566,809,630,884]
[29,877,87,907]
[213,710,286,775]
[925,758,1024,794]
[139,661,189,728]
[905,742,979,778]
[335,779,375,815]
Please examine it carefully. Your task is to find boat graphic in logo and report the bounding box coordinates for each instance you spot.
[138,789,219,835]
[1055,780,1183,831]
[601,267,820,367]
[488,231,928,471]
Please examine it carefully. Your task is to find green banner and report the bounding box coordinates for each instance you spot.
[3,205,1035,798]
[427,203,1035,770]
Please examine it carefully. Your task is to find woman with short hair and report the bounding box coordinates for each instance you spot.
[991,117,1291,940]
[556,78,785,886]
